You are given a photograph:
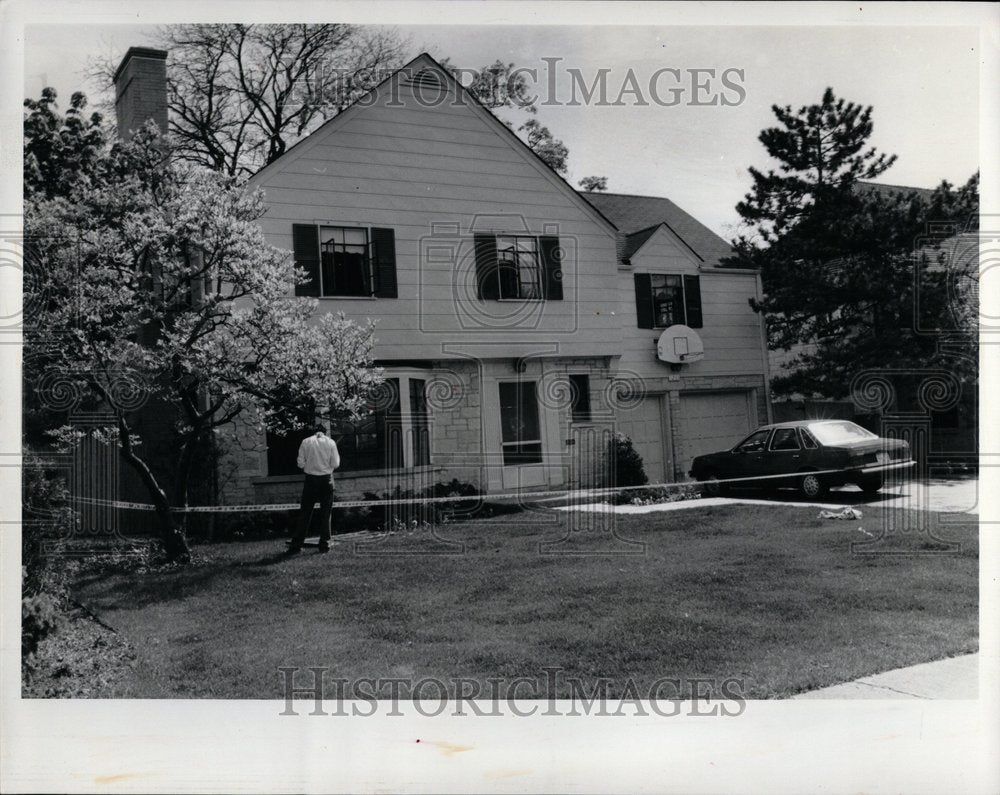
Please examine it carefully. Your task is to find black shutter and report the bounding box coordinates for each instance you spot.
[370,227,397,298]
[634,273,654,329]
[539,236,563,300]
[474,234,499,300]
[292,224,320,296]
[684,274,703,328]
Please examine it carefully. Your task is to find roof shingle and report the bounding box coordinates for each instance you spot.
[580,191,733,267]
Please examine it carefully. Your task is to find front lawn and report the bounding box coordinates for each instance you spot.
[67,503,978,699]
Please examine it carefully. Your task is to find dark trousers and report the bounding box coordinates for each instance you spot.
[292,474,333,547]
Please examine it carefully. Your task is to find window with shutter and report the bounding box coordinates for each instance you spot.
[293,224,398,298]
[634,272,703,329]
[475,234,560,301]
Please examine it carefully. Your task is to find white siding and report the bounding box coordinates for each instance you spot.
[251,59,621,362]
[618,227,767,379]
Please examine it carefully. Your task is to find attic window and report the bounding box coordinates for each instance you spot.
[406,69,443,89]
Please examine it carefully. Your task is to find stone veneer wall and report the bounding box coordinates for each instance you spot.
[216,356,617,504]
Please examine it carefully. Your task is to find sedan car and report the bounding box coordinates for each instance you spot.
[689,420,914,498]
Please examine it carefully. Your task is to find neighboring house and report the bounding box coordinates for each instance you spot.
[112,48,770,503]
[768,182,977,467]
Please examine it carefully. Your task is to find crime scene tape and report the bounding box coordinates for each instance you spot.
[67,461,914,514]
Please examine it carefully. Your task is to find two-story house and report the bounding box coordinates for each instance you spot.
[112,48,770,504]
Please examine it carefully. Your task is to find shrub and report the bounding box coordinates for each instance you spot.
[328,479,519,535]
[22,591,63,661]
[21,456,77,681]
[610,483,702,506]
[22,453,77,594]
[609,432,648,488]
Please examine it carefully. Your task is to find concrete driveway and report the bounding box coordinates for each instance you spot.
[790,476,978,514]
[555,476,979,515]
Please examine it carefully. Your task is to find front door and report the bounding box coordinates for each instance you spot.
[498,380,547,490]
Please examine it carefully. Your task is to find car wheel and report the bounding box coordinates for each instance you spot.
[858,474,883,495]
[701,471,726,497]
[799,471,829,499]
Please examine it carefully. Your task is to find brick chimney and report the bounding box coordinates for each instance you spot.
[113,46,168,141]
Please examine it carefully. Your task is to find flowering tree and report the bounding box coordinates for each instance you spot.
[25,121,383,562]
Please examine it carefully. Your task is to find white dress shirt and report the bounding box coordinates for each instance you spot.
[297,432,341,476]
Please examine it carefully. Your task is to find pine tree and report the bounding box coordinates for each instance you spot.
[724,88,978,405]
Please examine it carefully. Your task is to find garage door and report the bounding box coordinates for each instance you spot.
[674,391,754,479]
[614,395,666,484]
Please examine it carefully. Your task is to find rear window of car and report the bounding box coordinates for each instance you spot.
[807,421,877,445]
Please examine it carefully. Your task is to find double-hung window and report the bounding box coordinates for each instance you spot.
[320,226,370,296]
[651,274,685,328]
[496,235,542,299]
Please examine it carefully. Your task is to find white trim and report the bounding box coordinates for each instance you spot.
[701,267,759,275]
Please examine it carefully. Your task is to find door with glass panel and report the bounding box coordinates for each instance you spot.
[498,381,547,489]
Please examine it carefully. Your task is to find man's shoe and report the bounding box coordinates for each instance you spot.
[284,543,302,554]
[317,545,330,554]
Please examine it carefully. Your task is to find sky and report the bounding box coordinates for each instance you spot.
[24,22,981,240]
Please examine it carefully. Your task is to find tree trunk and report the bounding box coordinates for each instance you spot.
[155,505,192,563]
[117,415,191,563]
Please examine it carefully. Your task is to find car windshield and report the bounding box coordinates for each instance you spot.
[807,421,877,445]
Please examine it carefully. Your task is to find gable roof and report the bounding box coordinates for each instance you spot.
[621,225,661,261]
[580,191,733,267]
[250,52,618,235]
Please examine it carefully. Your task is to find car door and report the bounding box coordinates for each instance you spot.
[728,428,773,485]
[766,427,804,486]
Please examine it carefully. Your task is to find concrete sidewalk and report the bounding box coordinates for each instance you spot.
[792,653,978,699]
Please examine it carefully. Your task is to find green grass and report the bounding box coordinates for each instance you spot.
[70,503,978,699]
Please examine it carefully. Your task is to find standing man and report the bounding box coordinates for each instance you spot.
[287,424,341,554]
